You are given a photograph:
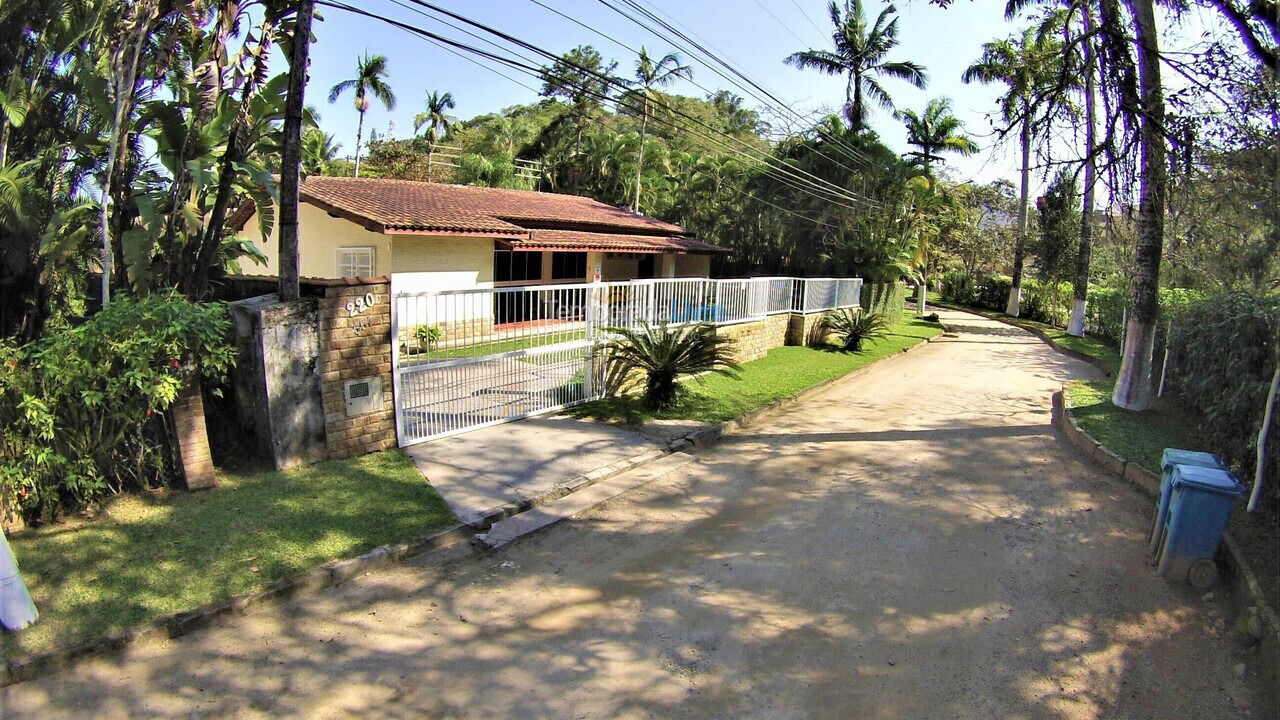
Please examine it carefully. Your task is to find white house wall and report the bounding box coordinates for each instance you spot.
[244,202,393,279]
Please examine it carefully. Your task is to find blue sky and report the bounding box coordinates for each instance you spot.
[301,0,1225,195]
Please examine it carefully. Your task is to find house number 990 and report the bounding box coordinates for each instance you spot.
[345,292,378,318]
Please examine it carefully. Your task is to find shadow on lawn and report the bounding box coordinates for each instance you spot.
[0,451,453,661]
[2,368,1251,718]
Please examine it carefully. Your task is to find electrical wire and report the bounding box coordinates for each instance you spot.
[317,0,875,227]
[382,0,881,208]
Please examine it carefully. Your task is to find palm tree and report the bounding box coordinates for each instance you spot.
[1067,4,1099,338]
[896,97,979,170]
[962,25,1062,317]
[629,48,691,212]
[414,90,455,176]
[785,0,927,128]
[327,52,395,177]
[301,127,340,175]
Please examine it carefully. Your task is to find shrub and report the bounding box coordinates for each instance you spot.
[414,324,442,351]
[602,322,741,410]
[1165,292,1280,507]
[823,308,889,352]
[923,313,940,323]
[938,270,978,306]
[0,293,235,522]
[860,281,906,324]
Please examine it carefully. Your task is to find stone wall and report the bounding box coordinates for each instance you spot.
[317,281,396,458]
[229,296,326,469]
[786,311,832,346]
[715,313,791,363]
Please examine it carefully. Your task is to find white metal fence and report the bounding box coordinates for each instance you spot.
[392,276,862,444]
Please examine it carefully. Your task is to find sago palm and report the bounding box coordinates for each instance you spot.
[327,53,396,177]
[785,0,927,128]
[629,47,691,212]
[962,25,1062,317]
[822,308,889,352]
[603,322,740,410]
[897,97,979,170]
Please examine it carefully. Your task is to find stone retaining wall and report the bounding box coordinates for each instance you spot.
[786,312,831,346]
[317,282,396,459]
[715,314,791,363]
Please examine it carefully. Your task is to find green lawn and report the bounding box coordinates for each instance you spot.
[1065,380,1200,474]
[2,450,454,660]
[570,318,944,425]
[403,329,588,365]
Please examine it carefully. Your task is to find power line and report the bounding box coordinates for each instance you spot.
[592,0,876,171]
[320,0,876,217]
[384,0,880,208]
[786,0,831,42]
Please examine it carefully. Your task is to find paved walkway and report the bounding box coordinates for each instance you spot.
[404,416,661,526]
[1,309,1265,719]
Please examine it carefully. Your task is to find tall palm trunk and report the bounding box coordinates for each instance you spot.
[1007,115,1031,316]
[1068,7,1099,337]
[353,109,366,177]
[633,97,648,211]
[99,7,154,306]
[279,0,315,303]
[1112,0,1167,411]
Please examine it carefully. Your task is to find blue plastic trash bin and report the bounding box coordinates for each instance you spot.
[1154,464,1244,586]
[1148,449,1227,554]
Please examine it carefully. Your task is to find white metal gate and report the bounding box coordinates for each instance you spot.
[391,276,862,446]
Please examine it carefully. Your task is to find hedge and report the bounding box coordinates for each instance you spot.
[1165,292,1279,506]
[861,281,906,324]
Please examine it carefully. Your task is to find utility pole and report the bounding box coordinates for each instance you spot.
[278,0,314,302]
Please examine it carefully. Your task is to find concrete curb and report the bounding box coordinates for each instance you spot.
[1051,388,1280,653]
[0,325,950,689]
[0,523,474,688]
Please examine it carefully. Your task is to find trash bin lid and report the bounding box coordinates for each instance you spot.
[1171,464,1244,496]
[1161,448,1226,473]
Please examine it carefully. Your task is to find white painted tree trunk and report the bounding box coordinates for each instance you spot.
[1067,298,1088,336]
[1007,117,1031,318]
[1248,363,1279,512]
[1006,285,1022,316]
[916,282,926,316]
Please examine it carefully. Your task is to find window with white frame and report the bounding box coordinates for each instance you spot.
[337,246,375,278]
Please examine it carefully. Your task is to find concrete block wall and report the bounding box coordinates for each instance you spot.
[317,282,396,458]
[715,313,791,363]
[786,312,832,346]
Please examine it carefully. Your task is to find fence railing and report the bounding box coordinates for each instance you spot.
[393,276,862,363]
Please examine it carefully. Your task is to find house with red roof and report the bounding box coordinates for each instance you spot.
[235,176,728,293]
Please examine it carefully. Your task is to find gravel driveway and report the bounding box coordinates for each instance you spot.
[1,309,1264,719]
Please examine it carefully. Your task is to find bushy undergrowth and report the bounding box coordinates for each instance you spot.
[0,294,235,522]
[1165,292,1280,510]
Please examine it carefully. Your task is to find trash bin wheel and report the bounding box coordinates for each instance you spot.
[1187,558,1219,589]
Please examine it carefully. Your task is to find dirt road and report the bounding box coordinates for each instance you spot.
[1,309,1263,719]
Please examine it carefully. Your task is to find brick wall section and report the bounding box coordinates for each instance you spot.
[170,380,217,490]
[318,282,396,459]
[786,312,832,346]
[715,314,791,363]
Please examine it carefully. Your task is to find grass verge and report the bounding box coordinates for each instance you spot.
[569,318,943,425]
[2,450,453,660]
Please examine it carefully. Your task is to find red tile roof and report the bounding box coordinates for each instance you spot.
[299,176,687,236]
[516,229,730,254]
